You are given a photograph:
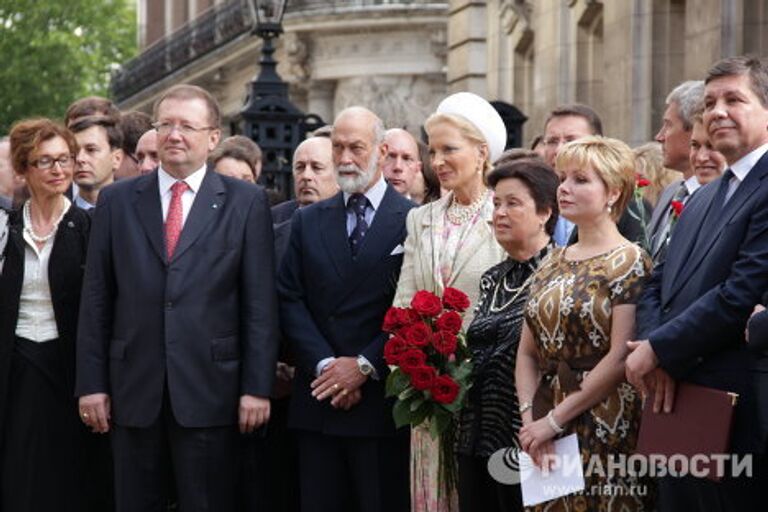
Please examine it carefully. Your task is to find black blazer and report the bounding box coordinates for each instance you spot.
[637,152,768,454]
[271,199,299,225]
[278,186,414,437]
[0,206,90,428]
[75,169,278,429]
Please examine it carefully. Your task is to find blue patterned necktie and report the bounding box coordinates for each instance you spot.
[348,193,369,257]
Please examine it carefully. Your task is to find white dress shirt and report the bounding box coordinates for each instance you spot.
[725,142,768,202]
[683,175,701,198]
[74,194,95,211]
[15,198,72,342]
[342,174,387,236]
[157,164,207,225]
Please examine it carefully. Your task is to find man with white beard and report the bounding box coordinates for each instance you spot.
[278,106,413,512]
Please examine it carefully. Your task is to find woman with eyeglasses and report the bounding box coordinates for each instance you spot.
[0,118,103,511]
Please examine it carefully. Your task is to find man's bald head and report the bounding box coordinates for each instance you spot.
[292,136,338,205]
[382,128,421,196]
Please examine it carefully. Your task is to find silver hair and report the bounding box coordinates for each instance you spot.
[666,80,705,131]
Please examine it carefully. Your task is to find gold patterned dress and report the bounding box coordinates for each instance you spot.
[523,243,652,511]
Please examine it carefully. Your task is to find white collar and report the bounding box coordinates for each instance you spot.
[342,174,387,210]
[729,142,768,183]
[158,164,207,195]
[684,175,701,195]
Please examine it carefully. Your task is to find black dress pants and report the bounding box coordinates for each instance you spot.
[111,392,238,512]
[297,430,409,512]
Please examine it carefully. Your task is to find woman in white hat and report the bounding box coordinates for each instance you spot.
[392,92,507,512]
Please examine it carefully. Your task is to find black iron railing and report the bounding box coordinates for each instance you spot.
[110,0,443,102]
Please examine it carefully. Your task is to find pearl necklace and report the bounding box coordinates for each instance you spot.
[23,199,67,244]
[446,190,488,225]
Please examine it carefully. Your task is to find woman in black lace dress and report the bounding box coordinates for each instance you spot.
[456,158,560,512]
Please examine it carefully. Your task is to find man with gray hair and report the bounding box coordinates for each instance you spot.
[278,106,412,512]
[648,80,705,262]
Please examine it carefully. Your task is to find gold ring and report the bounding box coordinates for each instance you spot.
[333,383,340,391]
[340,389,348,397]
[81,412,89,419]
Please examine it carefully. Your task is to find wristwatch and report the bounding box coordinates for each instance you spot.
[357,355,374,376]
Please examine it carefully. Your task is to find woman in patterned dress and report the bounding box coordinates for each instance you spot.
[455,158,560,512]
[516,136,653,511]
[392,92,507,512]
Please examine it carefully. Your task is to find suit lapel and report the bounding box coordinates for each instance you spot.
[134,173,166,263]
[171,170,226,263]
[320,193,353,280]
[330,187,409,310]
[418,197,448,296]
[665,156,768,300]
[648,181,679,240]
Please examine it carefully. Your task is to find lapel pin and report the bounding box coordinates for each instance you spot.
[68,221,75,228]
[212,203,219,209]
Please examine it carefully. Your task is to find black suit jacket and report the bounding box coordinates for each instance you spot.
[271,199,299,225]
[75,169,278,428]
[0,206,90,429]
[637,152,768,454]
[278,186,415,437]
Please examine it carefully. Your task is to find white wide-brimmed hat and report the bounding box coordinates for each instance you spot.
[436,92,507,162]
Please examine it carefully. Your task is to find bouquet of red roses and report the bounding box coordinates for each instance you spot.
[382,287,473,488]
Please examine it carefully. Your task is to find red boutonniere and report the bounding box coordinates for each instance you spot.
[670,200,684,219]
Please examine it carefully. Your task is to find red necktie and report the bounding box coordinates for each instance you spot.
[165,181,189,259]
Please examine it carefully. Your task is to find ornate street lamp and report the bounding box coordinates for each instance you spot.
[238,0,323,199]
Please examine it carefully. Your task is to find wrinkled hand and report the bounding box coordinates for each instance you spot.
[239,395,270,433]
[331,388,362,410]
[79,393,111,434]
[626,340,659,397]
[518,416,557,455]
[311,357,367,401]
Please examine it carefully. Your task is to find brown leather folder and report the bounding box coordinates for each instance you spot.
[635,382,738,481]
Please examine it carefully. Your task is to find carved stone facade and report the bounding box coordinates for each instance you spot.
[120,0,448,135]
[117,0,768,146]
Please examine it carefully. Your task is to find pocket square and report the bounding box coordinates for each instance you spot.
[390,244,405,256]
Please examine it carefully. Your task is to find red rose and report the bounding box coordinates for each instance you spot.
[399,349,427,373]
[435,311,462,334]
[397,307,421,327]
[431,374,460,404]
[382,307,402,333]
[670,200,684,217]
[404,322,432,347]
[442,287,470,312]
[636,177,651,188]
[384,335,408,365]
[409,365,437,391]
[411,290,443,317]
[432,330,458,355]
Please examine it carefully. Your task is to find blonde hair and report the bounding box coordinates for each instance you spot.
[424,113,493,176]
[633,142,679,208]
[555,136,636,221]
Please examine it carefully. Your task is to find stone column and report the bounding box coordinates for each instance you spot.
[447,0,488,95]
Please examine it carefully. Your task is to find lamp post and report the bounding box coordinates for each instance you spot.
[238,0,323,199]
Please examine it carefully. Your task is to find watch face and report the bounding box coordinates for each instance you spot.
[358,360,373,375]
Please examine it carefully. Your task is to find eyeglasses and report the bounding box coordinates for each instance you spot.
[30,155,74,170]
[544,137,578,147]
[152,122,215,136]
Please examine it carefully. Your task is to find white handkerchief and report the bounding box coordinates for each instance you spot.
[390,244,405,256]
[520,434,585,507]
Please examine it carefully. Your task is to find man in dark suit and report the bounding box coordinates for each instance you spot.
[647,80,705,262]
[279,106,413,512]
[75,84,278,512]
[628,55,768,510]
